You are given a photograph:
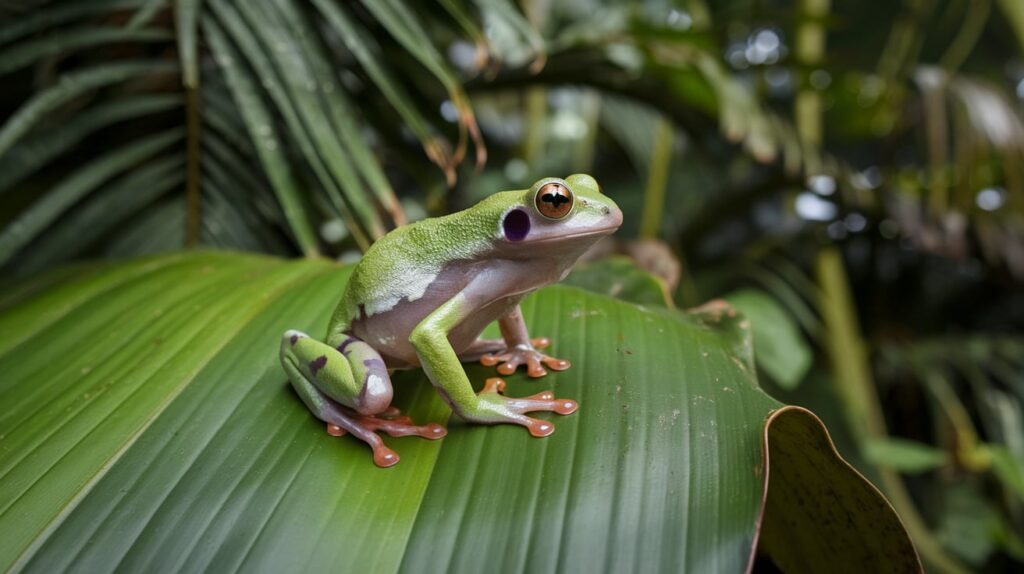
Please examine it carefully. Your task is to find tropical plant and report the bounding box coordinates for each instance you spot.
[3,0,1024,572]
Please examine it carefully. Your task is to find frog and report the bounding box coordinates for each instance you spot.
[279,174,623,467]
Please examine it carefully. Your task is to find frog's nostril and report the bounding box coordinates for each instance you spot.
[602,206,610,215]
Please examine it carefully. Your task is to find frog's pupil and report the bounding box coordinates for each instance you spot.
[503,208,530,241]
[543,192,569,207]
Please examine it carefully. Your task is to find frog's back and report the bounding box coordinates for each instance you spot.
[327,192,519,337]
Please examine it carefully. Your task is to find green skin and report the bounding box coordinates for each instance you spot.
[280,174,623,467]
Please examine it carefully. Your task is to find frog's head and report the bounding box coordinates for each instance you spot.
[496,174,622,256]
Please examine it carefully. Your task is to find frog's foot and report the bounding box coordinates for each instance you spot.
[480,338,571,378]
[465,377,577,437]
[324,405,447,468]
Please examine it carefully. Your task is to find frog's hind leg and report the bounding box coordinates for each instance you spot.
[279,330,446,467]
[456,337,507,362]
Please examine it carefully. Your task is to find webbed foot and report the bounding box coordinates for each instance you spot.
[479,337,571,378]
[325,405,447,468]
[465,377,577,437]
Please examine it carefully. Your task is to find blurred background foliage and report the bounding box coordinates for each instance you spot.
[1,0,1023,571]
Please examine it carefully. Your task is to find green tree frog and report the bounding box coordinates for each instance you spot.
[280,174,623,467]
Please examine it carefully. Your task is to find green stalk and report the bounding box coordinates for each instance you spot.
[521,0,548,172]
[639,117,673,240]
[184,85,201,247]
[794,0,828,175]
[817,251,967,574]
[939,0,991,72]
[571,90,601,174]
[877,0,937,81]
[176,0,202,247]
[523,87,547,172]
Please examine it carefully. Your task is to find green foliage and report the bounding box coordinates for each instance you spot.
[863,438,950,474]
[725,288,813,390]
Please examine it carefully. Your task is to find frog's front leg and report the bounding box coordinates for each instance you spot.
[411,295,577,437]
[280,330,446,467]
[466,306,571,378]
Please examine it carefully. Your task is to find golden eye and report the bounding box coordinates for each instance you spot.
[535,182,573,219]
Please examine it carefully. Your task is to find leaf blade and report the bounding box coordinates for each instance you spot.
[0,60,177,157]
[202,15,320,256]
[0,253,917,573]
[175,0,201,88]
[0,129,183,266]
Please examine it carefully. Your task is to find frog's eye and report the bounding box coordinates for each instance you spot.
[535,182,573,220]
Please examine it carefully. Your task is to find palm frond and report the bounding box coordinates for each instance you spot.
[0,94,181,194]
[0,128,183,265]
[0,0,481,270]
[0,60,177,156]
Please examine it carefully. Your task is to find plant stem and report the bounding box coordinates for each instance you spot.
[817,250,968,574]
[639,117,673,240]
[939,0,991,72]
[571,90,601,174]
[794,0,829,165]
[177,0,201,247]
[184,84,201,247]
[878,0,937,81]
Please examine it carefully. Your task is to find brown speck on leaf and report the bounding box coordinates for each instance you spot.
[81,366,92,375]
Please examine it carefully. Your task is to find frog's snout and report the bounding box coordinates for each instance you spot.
[605,202,624,230]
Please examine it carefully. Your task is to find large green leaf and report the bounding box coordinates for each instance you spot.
[0,252,917,571]
[562,255,673,307]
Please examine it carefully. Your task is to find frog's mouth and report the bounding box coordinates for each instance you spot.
[525,217,623,244]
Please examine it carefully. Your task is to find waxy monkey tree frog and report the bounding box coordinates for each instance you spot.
[280,174,623,467]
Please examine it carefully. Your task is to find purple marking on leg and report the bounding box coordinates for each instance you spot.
[290,334,299,346]
[363,358,386,369]
[337,337,356,355]
[309,355,328,376]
